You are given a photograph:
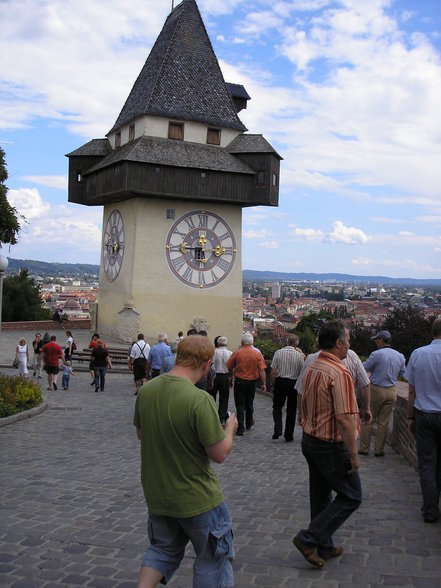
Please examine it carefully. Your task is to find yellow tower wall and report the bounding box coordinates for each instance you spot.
[98,198,243,350]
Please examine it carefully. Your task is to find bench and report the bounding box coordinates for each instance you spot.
[73,350,128,366]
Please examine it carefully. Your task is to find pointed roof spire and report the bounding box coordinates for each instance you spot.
[109,0,247,134]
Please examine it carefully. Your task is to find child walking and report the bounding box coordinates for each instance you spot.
[62,360,75,390]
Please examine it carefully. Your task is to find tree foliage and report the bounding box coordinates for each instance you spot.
[2,269,52,321]
[253,338,283,361]
[381,305,435,361]
[349,324,374,359]
[0,147,22,246]
[294,310,334,355]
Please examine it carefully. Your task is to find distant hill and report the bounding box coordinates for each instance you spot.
[5,258,441,286]
[243,269,441,287]
[6,258,99,277]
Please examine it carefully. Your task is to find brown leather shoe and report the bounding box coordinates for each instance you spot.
[320,546,344,560]
[293,537,325,567]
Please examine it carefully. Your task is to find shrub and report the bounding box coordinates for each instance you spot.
[0,374,42,417]
[254,338,283,362]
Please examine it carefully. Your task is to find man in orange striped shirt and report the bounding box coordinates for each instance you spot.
[293,320,361,568]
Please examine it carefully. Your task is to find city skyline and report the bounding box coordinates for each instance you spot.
[1,0,441,279]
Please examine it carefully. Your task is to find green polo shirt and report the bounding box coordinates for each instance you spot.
[133,374,225,517]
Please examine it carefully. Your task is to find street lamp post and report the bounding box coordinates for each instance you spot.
[0,253,8,338]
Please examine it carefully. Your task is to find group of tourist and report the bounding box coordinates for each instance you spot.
[132,318,440,587]
[10,318,440,587]
[14,330,77,391]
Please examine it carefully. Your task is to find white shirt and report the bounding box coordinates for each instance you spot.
[296,349,369,395]
[214,347,232,374]
[130,340,151,360]
[271,346,304,380]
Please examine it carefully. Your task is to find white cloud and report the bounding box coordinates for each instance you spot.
[21,175,67,190]
[259,241,280,249]
[292,227,325,241]
[328,221,370,245]
[7,187,102,263]
[243,229,274,239]
[352,257,374,266]
[8,188,51,220]
[369,216,404,224]
[290,221,369,245]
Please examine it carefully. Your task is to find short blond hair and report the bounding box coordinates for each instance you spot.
[176,336,214,369]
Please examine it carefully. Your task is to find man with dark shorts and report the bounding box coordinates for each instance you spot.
[129,334,151,395]
[43,335,64,391]
[134,336,238,587]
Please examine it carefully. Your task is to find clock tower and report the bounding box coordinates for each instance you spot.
[67,0,281,347]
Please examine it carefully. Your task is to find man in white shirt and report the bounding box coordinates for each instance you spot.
[129,334,151,395]
[270,335,305,442]
[211,336,233,421]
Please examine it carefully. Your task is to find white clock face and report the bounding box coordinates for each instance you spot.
[165,210,237,289]
[103,209,125,282]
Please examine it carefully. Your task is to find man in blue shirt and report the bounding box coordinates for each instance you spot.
[148,333,173,378]
[359,330,405,457]
[406,318,441,523]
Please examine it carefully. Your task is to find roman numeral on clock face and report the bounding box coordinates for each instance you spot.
[166,209,237,289]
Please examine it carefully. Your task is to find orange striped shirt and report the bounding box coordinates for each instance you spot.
[301,351,359,442]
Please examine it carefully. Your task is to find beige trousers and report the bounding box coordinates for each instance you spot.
[359,383,397,454]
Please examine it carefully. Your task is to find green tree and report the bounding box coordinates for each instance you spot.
[2,270,52,321]
[253,338,283,362]
[297,326,317,356]
[294,310,334,354]
[381,305,434,361]
[0,148,22,246]
[349,324,374,359]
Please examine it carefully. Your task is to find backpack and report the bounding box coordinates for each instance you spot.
[161,354,175,374]
[72,341,77,351]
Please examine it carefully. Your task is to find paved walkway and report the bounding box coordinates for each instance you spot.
[1,329,440,587]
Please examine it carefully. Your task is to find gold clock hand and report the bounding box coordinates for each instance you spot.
[214,245,227,257]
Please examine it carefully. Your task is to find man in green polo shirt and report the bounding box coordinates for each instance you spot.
[134,335,238,588]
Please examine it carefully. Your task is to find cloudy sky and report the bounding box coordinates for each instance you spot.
[1,0,441,278]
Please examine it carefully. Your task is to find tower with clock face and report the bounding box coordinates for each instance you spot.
[67,0,281,348]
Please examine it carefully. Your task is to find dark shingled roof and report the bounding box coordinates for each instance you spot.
[84,136,255,175]
[226,83,251,101]
[227,134,283,160]
[108,0,247,134]
[66,139,111,157]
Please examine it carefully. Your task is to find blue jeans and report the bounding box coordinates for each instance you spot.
[415,409,441,521]
[141,502,234,587]
[296,432,362,556]
[94,367,107,391]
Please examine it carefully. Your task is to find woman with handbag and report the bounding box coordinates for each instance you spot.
[15,337,29,378]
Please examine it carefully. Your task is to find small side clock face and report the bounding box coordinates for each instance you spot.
[165,210,237,289]
[103,209,125,282]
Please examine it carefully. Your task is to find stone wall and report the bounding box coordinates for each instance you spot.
[1,319,91,331]
[390,381,418,469]
[259,376,418,469]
